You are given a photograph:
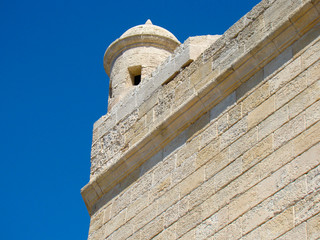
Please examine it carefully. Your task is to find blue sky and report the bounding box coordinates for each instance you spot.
[0,0,261,239]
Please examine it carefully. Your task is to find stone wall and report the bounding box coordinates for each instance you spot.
[82,0,320,239]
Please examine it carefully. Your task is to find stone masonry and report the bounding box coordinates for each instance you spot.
[81,0,320,239]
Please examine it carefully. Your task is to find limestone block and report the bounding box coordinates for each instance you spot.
[228,104,242,126]
[219,40,244,71]
[106,222,134,240]
[153,154,175,186]
[227,185,261,222]
[172,154,196,186]
[189,64,202,88]
[178,195,190,218]
[213,157,242,192]
[102,203,112,225]
[228,127,258,160]
[242,82,270,116]
[175,205,204,237]
[239,197,274,236]
[239,14,267,53]
[133,201,159,232]
[257,141,293,181]
[104,209,127,238]
[154,35,220,87]
[164,201,179,228]
[187,181,214,212]
[150,176,172,201]
[153,226,177,240]
[128,125,149,148]
[179,229,196,240]
[117,109,139,136]
[138,89,158,119]
[179,166,205,197]
[287,143,320,196]
[173,79,195,109]
[156,185,179,216]
[260,207,295,239]
[176,138,198,167]
[195,207,229,240]
[116,93,136,122]
[140,215,164,240]
[135,80,157,111]
[248,94,275,129]
[199,122,217,148]
[126,230,140,240]
[277,222,307,240]
[307,165,320,193]
[242,175,306,235]
[258,104,289,141]
[288,80,320,119]
[294,190,320,225]
[264,0,301,33]
[210,220,242,240]
[301,38,320,70]
[306,59,320,86]
[307,212,320,240]
[187,112,209,140]
[196,137,220,168]
[154,89,174,119]
[193,66,221,93]
[241,227,262,240]
[220,117,248,150]
[154,59,177,85]
[242,134,274,169]
[102,127,124,159]
[126,192,148,221]
[205,148,229,180]
[89,209,104,235]
[88,224,106,240]
[92,114,116,143]
[125,117,144,142]
[217,113,228,135]
[130,172,153,203]
[292,120,320,157]
[110,188,131,218]
[274,71,307,110]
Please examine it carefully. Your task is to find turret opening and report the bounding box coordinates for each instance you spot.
[133,75,141,85]
[128,65,142,86]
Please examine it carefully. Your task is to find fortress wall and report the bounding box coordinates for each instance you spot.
[83,0,320,239]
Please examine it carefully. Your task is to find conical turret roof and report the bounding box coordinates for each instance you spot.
[120,19,179,43]
[104,20,180,76]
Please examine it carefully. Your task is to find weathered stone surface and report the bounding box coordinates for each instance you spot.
[307,212,320,240]
[82,0,320,239]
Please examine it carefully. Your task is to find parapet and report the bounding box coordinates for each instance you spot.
[91,34,220,175]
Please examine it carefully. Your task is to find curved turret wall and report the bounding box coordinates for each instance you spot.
[103,20,180,110]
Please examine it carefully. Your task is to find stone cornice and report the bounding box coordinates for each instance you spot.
[82,0,320,215]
